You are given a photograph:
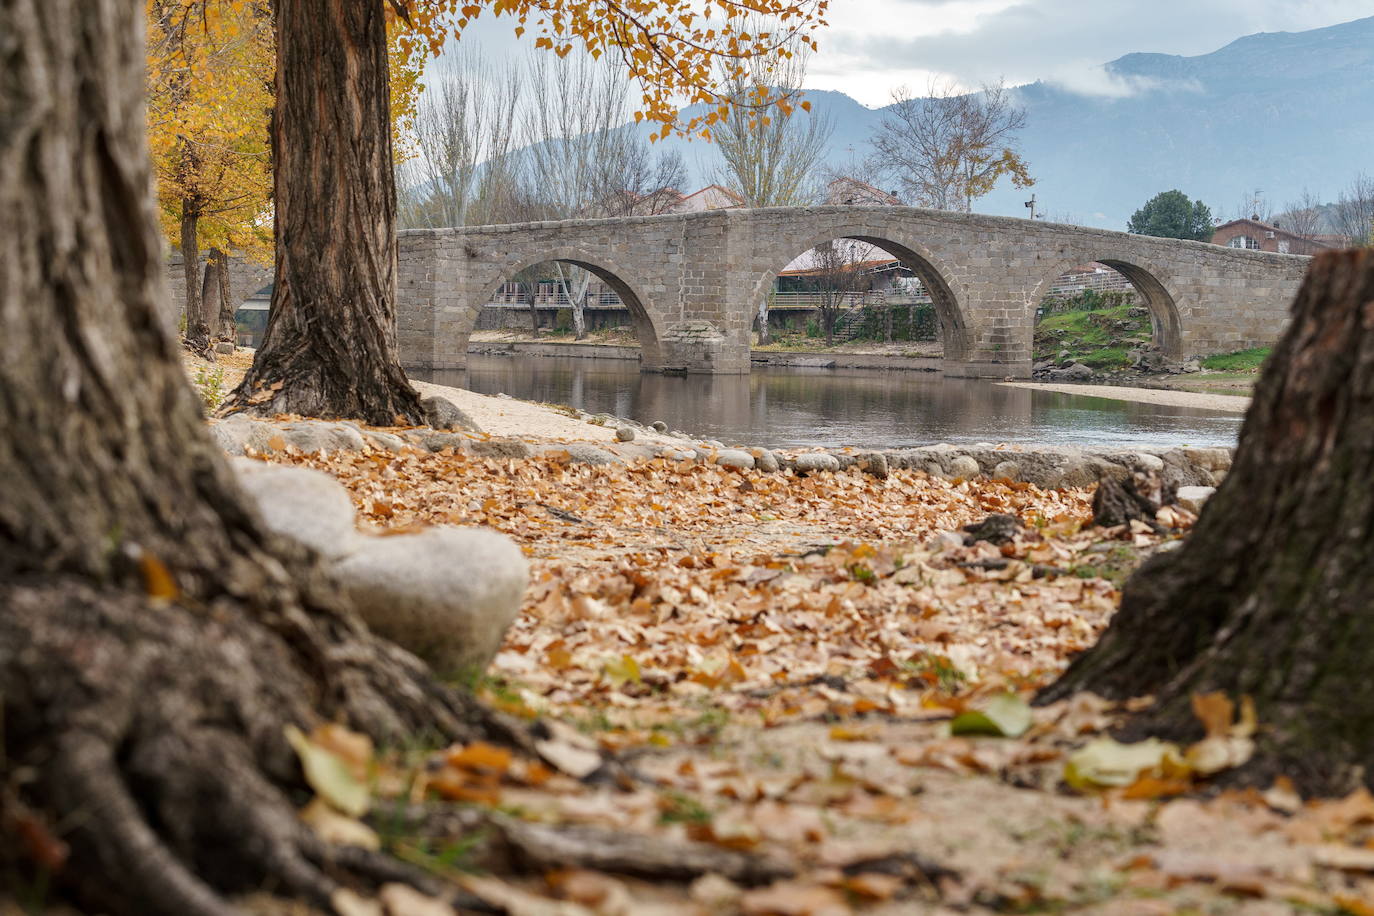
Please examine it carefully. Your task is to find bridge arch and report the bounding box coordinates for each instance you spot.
[748,227,970,360]
[470,247,665,368]
[1030,254,1184,359]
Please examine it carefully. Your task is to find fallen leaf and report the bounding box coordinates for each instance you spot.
[1064,737,1180,791]
[949,693,1033,738]
[300,798,380,849]
[285,724,369,817]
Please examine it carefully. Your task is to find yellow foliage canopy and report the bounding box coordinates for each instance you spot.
[384,0,830,139]
[146,0,274,265]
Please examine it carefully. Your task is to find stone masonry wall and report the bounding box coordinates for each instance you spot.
[164,252,272,337]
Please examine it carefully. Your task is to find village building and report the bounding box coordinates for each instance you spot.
[1211,216,1341,255]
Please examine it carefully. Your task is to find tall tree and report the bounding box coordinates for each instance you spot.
[146,0,274,351]
[710,20,831,209]
[396,48,528,230]
[808,239,874,345]
[224,0,424,423]
[1126,189,1214,241]
[519,54,683,338]
[868,78,1032,212]
[225,0,828,421]
[1041,249,1374,794]
[1,1,504,910]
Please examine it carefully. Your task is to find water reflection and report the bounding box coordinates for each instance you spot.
[413,355,1242,449]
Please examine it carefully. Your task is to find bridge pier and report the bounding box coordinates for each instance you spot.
[944,358,1034,380]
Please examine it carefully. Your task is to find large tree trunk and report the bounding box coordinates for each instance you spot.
[223,0,425,424]
[1041,249,1374,796]
[203,246,236,343]
[180,196,210,350]
[1,3,501,910]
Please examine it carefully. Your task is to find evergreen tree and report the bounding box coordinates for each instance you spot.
[1127,190,1214,241]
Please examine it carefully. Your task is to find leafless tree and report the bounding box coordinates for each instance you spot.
[809,239,876,345]
[397,49,526,229]
[710,21,832,208]
[1277,188,1323,240]
[519,54,683,337]
[593,140,687,216]
[1233,188,1274,224]
[868,78,1032,212]
[1334,174,1374,246]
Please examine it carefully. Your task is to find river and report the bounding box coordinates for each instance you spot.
[414,354,1243,450]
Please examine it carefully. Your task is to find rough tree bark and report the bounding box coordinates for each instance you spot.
[1041,249,1374,795]
[180,194,211,350]
[203,246,236,343]
[0,2,508,911]
[222,0,425,424]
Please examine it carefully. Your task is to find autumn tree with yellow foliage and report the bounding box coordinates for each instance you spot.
[146,0,274,349]
[222,0,829,424]
[0,1,826,909]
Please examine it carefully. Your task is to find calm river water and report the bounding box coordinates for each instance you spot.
[415,354,1244,450]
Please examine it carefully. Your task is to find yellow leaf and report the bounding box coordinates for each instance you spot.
[285,725,370,817]
[139,550,180,602]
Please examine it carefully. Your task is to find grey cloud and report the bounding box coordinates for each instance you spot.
[825,0,1374,96]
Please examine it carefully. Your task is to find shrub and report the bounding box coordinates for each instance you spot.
[193,366,226,410]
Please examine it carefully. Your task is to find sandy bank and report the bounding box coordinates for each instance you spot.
[999,381,1250,414]
[409,378,683,444]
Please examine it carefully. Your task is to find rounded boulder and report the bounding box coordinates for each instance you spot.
[329,527,528,678]
[232,461,361,560]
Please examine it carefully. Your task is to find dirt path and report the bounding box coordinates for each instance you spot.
[999,380,1250,413]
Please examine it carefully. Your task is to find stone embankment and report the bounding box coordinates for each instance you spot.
[213,403,1231,492]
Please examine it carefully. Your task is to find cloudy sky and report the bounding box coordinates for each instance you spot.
[448,0,1374,107]
[809,0,1374,104]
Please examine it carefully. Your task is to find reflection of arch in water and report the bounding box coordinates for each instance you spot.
[473,250,664,367]
[1031,257,1183,358]
[750,230,970,361]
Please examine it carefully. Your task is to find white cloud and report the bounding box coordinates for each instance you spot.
[806,0,1374,104]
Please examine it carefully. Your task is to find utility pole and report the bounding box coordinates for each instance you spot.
[1023,193,1037,220]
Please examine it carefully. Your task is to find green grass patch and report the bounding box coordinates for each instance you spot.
[1078,347,1135,370]
[1200,347,1270,372]
[1033,303,1151,367]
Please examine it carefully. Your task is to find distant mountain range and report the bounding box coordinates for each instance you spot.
[646,16,1374,229]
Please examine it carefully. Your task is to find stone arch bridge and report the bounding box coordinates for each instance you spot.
[392,206,1308,378]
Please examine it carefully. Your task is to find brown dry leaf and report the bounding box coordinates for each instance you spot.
[839,872,904,900]
[299,798,379,850]
[545,869,631,914]
[377,883,456,916]
[139,550,179,602]
[446,741,514,775]
[459,875,593,916]
[739,881,851,916]
[1311,843,1374,873]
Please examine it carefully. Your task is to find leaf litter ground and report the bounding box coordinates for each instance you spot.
[259,441,1374,915]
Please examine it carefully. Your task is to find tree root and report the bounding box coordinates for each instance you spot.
[382,804,796,886]
[0,578,533,914]
[1090,471,1176,530]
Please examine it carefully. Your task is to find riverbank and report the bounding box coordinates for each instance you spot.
[998,381,1250,413]
[171,349,1374,912]
[468,331,1262,397]
[204,410,1358,913]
